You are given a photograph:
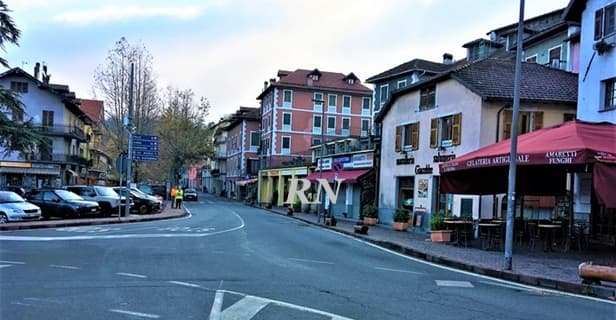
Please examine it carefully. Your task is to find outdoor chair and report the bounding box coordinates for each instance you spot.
[457,221,474,248]
[488,224,504,251]
[527,222,540,249]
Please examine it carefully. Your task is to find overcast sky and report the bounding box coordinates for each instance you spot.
[5,0,570,123]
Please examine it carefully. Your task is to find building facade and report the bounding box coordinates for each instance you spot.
[224,107,260,200]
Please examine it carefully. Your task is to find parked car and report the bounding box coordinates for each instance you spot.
[26,189,100,219]
[113,187,160,215]
[184,188,198,201]
[0,191,42,223]
[65,185,122,217]
[131,187,163,211]
[1,186,27,198]
[137,183,168,200]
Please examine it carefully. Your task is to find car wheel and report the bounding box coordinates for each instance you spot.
[0,213,8,224]
[138,204,148,215]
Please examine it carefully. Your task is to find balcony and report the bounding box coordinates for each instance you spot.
[25,153,92,166]
[35,125,88,142]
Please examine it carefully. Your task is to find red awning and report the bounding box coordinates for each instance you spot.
[236,178,257,186]
[594,156,616,208]
[439,121,616,195]
[306,169,370,183]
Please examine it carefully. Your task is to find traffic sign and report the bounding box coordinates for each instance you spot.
[132,134,159,161]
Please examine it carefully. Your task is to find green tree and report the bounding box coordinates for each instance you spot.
[0,1,44,155]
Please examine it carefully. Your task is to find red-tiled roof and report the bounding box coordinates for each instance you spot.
[257,69,372,99]
[80,99,104,124]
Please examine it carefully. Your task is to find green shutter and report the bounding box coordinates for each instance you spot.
[430,118,438,148]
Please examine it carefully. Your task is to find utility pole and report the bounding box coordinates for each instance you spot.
[313,98,325,223]
[124,63,135,218]
[504,0,525,270]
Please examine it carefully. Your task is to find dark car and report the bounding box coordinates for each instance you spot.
[26,189,100,219]
[137,183,168,200]
[183,188,198,201]
[113,187,160,215]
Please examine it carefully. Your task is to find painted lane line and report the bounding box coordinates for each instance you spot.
[11,301,33,307]
[49,264,80,270]
[478,280,560,295]
[0,260,25,264]
[24,297,64,304]
[116,272,147,278]
[219,295,269,320]
[0,264,12,268]
[373,266,424,275]
[435,280,474,288]
[168,281,202,288]
[109,309,160,319]
[208,291,224,320]
[288,258,335,265]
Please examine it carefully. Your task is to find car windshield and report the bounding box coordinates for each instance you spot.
[185,188,196,193]
[131,187,149,197]
[137,185,153,195]
[55,190,83,201]
[0,191,25,203]
[96,186,118,197]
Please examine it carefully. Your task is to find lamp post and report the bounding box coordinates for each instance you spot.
[313,98,325,223]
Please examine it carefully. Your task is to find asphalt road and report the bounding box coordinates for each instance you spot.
[1,193,614,320]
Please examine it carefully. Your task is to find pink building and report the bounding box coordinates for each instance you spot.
[257,69,373,169]
[224,107,260,199]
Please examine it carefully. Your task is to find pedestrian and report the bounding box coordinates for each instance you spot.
[170,186,177,209]
[175,187,184,209]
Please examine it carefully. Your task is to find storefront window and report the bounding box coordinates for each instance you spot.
[397,177,414,209]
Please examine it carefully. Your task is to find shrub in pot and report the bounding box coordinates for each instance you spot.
[362,204,378,225]
[393,208,410,231]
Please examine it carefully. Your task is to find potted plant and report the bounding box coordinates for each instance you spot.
[362,204,378,225]
[430,211,452,242]
[292,198,301,212]
[393,208,410,231]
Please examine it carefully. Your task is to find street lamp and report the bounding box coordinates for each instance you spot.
[313,98,325,223]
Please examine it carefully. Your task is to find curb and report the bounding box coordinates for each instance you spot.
[261,206,616,301]
[0,209,189,231]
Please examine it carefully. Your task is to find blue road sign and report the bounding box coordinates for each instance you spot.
[132,134,159,161]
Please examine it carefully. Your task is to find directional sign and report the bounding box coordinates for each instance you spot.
[132,134,159,161]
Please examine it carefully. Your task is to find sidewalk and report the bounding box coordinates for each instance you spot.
[257,203,616,300]
[0,201,187,231]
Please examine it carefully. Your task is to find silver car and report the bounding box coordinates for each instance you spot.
[0,191,42,223]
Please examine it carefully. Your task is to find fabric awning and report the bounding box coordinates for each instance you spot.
[236,178,257,186]
[66,169,78,177]
[593,156,616,208]
[306,169,370,183]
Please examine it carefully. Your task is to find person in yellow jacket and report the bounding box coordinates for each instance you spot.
[175,187,184,209]
[170,187,177,208]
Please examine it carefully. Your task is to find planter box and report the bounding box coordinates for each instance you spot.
[363,217,378,225]
[392,222,409,231]
[430,230,452,242]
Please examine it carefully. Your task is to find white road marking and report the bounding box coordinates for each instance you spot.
[168,281,202,288]
[435,280,474,288]
[0,264,12,268]
[116,272,147,278]
[288,258,335,265]
[208,291,224,320]
[109,309,160,319]
[478,280,560,295]
[374,266,424,275]
[219,295,269,320]
[0,260,25,264]
[49,264,80,270]
[24,297,64,304]
[11,301,33,307]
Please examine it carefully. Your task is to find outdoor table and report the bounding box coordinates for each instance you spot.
[444,220,474,246]
[538,224,561,252]
[478,223,501,250]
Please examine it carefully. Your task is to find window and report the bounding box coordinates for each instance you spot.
[430,113,461,148]
[563,113,576,122]
[361,119,370,137]
[379,84,389,107]
[12,108,24,122]
[595,4,616,40]
[419,85,436,110]
[341,118,350,136]
[10,81,28,93]
[282,112,291,131]
[362,97,371,116]
[283,90,292,108]
[42,110,54,127]
[313,115,322,134]
[525,55,537,63]
[313,92,323,112]
[397,79,407,89]
[327,116,335,135]
[342,96,351,114]
[548,46,562,68]
[312,138,321,146]
[328,94,337,113]
[281,136,291,155]
[604,78,616,110]
[250,132,260,152]
[502,110,543,140]
[395,122,420,151]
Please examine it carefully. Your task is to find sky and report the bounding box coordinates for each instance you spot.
[4,0,571,123]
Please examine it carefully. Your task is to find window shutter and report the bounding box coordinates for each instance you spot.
[395,126,402,152]
[452,113,462,145]
[502,110,512,140]
[533,112,543,131]
[595,9,604,41]
[411,123,419,150]
[430,118,438,148]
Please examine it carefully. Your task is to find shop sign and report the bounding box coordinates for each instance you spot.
[344,153,374,169]
[317,158,332,170]
[294,168,308,175]
[415,165,433,174]
[280,170,292,176]
[0,161,31,168]
[396,158,415,165]
[433,154,456,163]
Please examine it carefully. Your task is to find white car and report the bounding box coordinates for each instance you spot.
[0,191,42,223]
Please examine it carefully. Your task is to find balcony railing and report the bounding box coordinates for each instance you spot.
[24,153,92,166]
[34,125,87,141]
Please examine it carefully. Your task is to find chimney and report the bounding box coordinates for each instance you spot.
[34,62,40,80]
[443,53,454,64]
[263,81,268,90]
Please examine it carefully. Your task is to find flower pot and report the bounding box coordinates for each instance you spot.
[392,222,409,231]
[430,230,452,242]
[363,217,378,225]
